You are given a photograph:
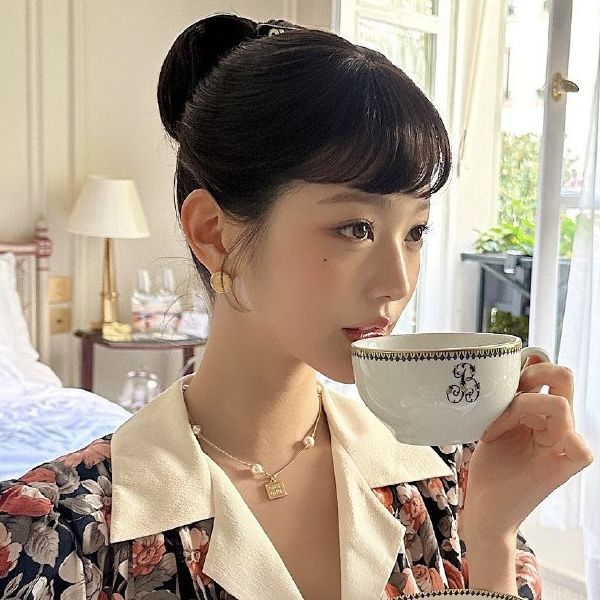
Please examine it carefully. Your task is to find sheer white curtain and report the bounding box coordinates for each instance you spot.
[537,44,600,598]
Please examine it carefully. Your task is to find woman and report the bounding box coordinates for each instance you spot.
[0,13,593,600]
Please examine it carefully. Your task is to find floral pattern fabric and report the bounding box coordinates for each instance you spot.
[0,435,542,599]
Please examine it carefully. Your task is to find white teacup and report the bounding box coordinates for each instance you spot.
[350,332,551,446]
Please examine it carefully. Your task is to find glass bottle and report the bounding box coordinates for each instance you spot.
[131,269,152,337]
[118,367,161,412]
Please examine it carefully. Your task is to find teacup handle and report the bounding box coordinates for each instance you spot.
[521,345,552,368]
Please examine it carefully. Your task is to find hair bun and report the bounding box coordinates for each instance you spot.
[157,14,257,141]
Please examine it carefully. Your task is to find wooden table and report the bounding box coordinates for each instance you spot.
[74,329,207,392]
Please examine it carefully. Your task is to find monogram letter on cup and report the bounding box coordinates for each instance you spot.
[446,362,480,404]
[350,332,550,446]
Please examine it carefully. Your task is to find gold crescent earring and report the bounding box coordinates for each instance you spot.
[210,270,232,294]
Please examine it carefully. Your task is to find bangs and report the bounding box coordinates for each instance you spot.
[294,57,452,198]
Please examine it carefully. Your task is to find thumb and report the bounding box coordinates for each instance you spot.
[522,355,543,369]
[519,355,544,393]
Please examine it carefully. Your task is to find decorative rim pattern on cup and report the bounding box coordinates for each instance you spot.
[397,589,522,600]
[351,339,522,361]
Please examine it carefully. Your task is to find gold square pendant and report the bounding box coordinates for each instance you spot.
[265,479,287,500]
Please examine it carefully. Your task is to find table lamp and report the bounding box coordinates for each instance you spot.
[67,175,150,331]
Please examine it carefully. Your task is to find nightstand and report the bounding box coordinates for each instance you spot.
[74,330,207,392]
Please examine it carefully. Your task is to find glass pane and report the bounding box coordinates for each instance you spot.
[555,206,579,354]
[501,0,548,138]
[498,0,550,263]
[356,16,436,93]
[358,0,437,14]
[393,0,437,14]
[561,0,600,194]
[480,0,549,348]
[357,0,394,8]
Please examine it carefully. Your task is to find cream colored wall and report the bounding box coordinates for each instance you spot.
[0,0,326,400]
[1,1,77,379]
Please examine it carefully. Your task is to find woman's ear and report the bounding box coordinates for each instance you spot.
[180,189,232,272]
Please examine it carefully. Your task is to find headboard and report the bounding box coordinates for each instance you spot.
[0,219,52,363]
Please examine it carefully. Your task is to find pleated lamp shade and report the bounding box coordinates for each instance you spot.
[67,175,149,239]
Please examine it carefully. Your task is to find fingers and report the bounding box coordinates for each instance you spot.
[559,431,595,466]
[481,392,574,444]
[553,431,595,483]
[518,357,545,394]
[517,361,575,412]
[518,412,547,432]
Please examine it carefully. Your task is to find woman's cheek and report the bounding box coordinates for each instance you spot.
[316,255,355,291]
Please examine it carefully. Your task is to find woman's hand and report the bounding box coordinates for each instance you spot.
[459,356,594,541]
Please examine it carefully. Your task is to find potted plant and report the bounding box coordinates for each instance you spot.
[470,133,578,342]
[474,132,577,257]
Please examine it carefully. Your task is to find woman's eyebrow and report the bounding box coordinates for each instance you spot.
[318,191,430,212]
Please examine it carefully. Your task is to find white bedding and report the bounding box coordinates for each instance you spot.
[0,355,131,481]
[0,250,132,480]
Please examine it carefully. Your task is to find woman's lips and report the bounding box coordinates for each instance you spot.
[343,327,386,342]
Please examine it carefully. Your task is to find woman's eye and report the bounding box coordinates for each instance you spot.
[335,220,375,241]
[408,224,432,244]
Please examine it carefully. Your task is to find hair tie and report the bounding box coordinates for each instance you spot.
[255,21,298,38]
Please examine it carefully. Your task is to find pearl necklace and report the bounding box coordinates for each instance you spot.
[183,383,323,500]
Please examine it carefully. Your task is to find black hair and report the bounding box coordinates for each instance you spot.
[157,13,452,312]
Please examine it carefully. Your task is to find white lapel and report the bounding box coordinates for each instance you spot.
[110,376,214,543]
[331,434,405,600]
[321,384,453,487]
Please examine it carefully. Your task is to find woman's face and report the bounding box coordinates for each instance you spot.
[239,181,432,384]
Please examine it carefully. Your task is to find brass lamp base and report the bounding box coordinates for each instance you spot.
[102,321,132,341]
[88,237,120,332]
[89,238,133,341]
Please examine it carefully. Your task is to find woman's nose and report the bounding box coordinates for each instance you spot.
[375,250,414,301]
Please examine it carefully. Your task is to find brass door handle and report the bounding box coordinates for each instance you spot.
[551,72,580,102]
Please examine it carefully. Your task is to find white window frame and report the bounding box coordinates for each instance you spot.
[530,0,582,362]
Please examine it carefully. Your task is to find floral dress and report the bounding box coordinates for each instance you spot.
[0,379,543,600]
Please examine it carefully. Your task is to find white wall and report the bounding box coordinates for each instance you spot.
[0,0,325,400]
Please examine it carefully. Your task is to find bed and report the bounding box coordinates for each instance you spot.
[0,221,131,480]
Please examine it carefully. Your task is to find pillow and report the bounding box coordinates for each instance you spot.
[0,252,62,387]
[0,344,62,388]
[0,252,39,361]
[19,353,62,387]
